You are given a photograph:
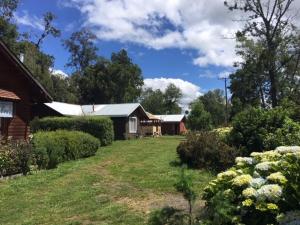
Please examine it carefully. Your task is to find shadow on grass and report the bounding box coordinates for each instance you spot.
[147,206,189,225]
[169,160,183,168]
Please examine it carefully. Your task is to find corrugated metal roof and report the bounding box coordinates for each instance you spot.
[45,102,145,117]
[84,103,142,117]
[156,114,185,122]
[45,102,83,116]
[146,112,161,120]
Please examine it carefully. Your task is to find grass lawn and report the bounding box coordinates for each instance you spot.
[0,136,214,225]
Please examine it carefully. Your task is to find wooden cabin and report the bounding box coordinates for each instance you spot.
[42,102,149,140]
[141,112,162,137]
[157,114,187,135]
[0,40,52,140]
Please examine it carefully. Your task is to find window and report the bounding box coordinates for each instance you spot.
[129,117,137,133]
[0,101,13,118]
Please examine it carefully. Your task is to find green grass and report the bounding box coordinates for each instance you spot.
[0,136,214,225]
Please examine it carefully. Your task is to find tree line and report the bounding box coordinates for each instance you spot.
[0,0,188,115]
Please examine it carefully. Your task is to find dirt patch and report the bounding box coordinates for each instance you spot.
[115,192,205,214]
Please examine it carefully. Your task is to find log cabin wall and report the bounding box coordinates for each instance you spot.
[0,52,33,139]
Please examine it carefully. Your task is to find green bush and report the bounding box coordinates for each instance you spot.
[31,116,114,146]
[202,147,300,225]
[229,107,300,155]
[177,132,239,172]
[0,140,32,176]
[32,130,100,169]
[148,207,188,225]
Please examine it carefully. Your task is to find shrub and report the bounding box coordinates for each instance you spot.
[32,130,100,169]
[229,107,300,155]
[31,116,114,146]
[0,139,32,176]
[202,146,300,225]
[148,207,188,225]
[177,132,239,172]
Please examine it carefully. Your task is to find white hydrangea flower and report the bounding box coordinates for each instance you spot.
[232,174,253,187]
[267,172,288,184]
[242,187,257,198]
[250,177,266,189]
[236,157,254,166]
[275,146,300,154]
[255,161,277,172]
[217,170,238,180]
[256,184,282,202]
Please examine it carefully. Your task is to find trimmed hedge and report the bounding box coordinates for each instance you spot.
[31,116,114,146]
[32,130,100,169]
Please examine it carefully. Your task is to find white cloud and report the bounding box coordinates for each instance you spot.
[50,68,69,78]
[14,11,43,30]
[143,77,202,110]
[63,0,242,67]
[63,0,300,68]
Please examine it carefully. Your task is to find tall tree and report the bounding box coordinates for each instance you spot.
[225,0,299,107]
[0,0,18,50]
[199,89,227,127]
[187,100,212,131]
[108,49,144,103]
[36,12,61,48]
[0,0,18,21]
[140,88,165,114]
[74,49,143,104]
[164,84,182,114]
[63,28,98,74]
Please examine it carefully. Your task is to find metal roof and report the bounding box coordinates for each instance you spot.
[83,103,143,117]
[45,102,83,116]
[156,114,186,122]
[45,102,146,117]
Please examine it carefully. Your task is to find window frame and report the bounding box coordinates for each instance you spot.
[129,117,138,134]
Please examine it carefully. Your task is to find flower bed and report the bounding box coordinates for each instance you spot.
[202,146,300,225]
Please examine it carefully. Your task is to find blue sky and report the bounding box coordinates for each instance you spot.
[14,0,240,106]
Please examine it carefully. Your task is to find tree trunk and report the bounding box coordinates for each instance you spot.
[269,65,278,108]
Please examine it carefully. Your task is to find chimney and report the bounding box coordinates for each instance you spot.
[19,53,24,63]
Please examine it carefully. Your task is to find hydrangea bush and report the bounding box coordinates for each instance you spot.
[202,146,300,225]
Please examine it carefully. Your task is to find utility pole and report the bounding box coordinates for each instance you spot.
[218,77,229,126]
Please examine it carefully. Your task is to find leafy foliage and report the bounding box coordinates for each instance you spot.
[225,0,300,107]
[140,88,165,114]
[140,84,182,114]
[164,84,182,114]
[63,28,98,74]
[199,89,227,127]
[31,116,114,146]
[148,207,188,225]
[187,100,212,131]
[35,12,61,48]
[202,146,300,225]
[32,130,100,169]
[177,132,238,172]
[175,166,196,225]
[229,107,300,155]
[0,139,32,176]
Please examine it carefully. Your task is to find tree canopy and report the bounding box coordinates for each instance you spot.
[225,0,300,109]
[140,84,182,115]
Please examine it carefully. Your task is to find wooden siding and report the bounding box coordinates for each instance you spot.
[0,48,36,139]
